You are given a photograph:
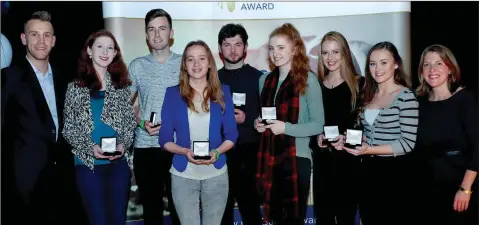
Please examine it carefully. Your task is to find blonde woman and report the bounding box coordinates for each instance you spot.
[159,40,238,225]
[313,31,364,225]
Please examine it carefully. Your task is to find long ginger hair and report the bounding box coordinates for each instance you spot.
[268,23,310,95]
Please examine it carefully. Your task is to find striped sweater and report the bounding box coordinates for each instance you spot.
[361,88,419,157]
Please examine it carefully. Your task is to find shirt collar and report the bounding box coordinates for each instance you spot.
[25,55,53,78]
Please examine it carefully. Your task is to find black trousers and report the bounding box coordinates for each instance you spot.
[221,142,263,225]
[269,156,312,225]
[358,154,420,225]
[133,148,180,225]
[423,157,479,225]
[313,149,360,225]
[2,162,88,225]
[427,181,478,225]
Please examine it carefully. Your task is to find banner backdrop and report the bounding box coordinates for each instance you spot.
[102,2,411,224]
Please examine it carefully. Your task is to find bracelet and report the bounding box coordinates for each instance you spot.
[459,186,473,195]
[213,149,220,160]
[139,120,146,130]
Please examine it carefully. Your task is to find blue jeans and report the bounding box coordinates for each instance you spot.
[171,171,229,225]
[76,160,131,225]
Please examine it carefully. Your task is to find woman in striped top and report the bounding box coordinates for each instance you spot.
[336,42,419,225]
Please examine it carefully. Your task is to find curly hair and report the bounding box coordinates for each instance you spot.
[268,23,310,95]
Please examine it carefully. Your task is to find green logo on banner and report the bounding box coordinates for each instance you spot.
[218,2,236,12]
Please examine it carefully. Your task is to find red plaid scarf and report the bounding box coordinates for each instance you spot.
[257,68,300,223]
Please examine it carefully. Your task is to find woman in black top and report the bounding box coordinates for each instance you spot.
[312,31,364,225]
[416,44,478,225]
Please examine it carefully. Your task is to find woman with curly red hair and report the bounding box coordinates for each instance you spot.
[254,23,325,225]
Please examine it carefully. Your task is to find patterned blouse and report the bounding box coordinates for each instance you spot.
[62,73,136,170]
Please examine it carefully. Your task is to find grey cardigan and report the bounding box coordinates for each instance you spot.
[361,88,419,157]
[258,71,325,161]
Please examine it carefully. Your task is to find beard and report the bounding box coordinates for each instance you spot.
[223,53,245,65]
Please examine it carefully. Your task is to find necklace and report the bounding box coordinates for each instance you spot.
[325,76,343,89]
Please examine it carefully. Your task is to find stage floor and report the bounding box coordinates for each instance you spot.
[126,207,361,225]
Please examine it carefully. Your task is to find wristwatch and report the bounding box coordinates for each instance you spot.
[459,186,473,195]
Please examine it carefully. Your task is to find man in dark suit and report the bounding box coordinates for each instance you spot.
[1,11,86,225]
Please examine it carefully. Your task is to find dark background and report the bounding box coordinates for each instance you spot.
[1,1,104,82]
[2,1,478,99]
[410,2,479,100]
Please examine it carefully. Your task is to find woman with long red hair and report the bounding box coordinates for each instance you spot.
[254,23,325,225]
[62,30,136,225]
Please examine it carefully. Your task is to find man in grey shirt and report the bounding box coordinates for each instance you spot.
[128,8,181,225]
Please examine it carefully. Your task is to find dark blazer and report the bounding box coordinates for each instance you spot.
[1,57,74,203]
[159,84,239,172]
